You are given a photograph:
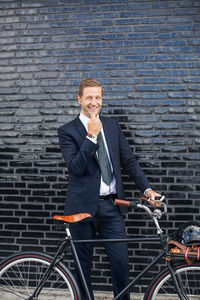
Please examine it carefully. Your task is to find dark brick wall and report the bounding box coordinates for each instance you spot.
[0,0,200,294]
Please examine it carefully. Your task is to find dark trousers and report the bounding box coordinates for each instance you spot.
[70,198,130,300]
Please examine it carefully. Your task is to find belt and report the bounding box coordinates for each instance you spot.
[99,194,117,200]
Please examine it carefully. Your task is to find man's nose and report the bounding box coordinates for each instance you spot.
[90,98,98,104]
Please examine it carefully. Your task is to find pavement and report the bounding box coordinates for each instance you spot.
[0,290,177,299]
[94,292,173,299]
[95,292,144,299]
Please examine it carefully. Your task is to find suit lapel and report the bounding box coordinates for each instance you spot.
[74,116,87,139]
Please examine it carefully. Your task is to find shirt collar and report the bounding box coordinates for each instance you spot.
[79,112,99,131]
[79,112,90,131]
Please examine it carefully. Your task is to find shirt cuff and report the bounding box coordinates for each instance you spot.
[143,188,152,196]
[86,136,97,144]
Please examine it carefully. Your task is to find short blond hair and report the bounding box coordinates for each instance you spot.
[78,78,103,97]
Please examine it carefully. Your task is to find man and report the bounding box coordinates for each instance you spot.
[58,78,160,300]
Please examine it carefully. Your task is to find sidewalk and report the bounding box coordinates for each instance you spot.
[0,290,174,299]
[95,292,177,299]
[95,292,144,299]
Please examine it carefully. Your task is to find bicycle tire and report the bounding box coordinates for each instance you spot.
[144,261,200,300]
[0,251,80,300]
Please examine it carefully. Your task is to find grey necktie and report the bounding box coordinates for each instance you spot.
[97,132,113,186]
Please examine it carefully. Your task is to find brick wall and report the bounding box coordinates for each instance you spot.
[0,0,200,294]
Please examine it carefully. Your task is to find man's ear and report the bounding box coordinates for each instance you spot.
[77,95,81,104]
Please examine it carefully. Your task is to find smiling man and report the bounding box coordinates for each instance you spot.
[58,78,160,300]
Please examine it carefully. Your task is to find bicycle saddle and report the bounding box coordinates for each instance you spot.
[53,213,92,223]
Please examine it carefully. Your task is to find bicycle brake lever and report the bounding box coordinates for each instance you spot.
[159,195,165,202]
[147,195,165,203]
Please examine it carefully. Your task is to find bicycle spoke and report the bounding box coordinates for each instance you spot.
[145,263,200,300]
[0,254,80,300]
[0,265,30,298]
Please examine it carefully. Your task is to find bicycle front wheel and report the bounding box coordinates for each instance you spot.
[144,261,200,300]
[0,252,80,300]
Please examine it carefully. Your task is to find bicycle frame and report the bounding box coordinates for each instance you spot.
[73,236,165,300]
[28,199,191,300]
[68,226,188,300]
[19,233,191,300]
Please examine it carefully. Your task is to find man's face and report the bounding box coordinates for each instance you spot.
[77,86,102,118]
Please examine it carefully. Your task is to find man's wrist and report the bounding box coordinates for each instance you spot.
[87,133,97,139]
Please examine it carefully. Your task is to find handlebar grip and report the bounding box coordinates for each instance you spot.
[114,199,130,207]
[114,199,138,209]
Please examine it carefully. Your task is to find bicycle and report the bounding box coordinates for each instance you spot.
[0,196,200,300]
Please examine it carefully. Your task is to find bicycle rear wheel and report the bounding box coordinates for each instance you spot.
[0,252,80,300]
[144,261,200,300]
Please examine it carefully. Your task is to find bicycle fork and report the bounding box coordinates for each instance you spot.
[167,261,189,300]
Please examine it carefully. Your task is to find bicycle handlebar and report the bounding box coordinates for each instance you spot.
[114,195,166,208]
[114,196,166,235]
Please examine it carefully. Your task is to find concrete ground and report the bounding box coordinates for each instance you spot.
[0,290,143,300]
[0,290,183,299]
[95,292,144,299]
[94,292,176,299]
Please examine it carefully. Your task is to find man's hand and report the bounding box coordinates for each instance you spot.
[145,189,161,201]
[88,113,102,136]
[144,189,162,206]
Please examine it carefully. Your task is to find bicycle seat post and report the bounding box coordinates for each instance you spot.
[64,223,72,238]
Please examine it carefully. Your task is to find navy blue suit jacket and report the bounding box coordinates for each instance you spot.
[58,115,150,217]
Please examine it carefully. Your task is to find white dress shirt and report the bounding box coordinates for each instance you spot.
[79,112,116,196]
